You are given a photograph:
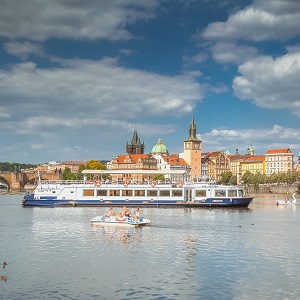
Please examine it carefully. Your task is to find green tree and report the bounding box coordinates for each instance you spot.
[220,171,233,185]
[62,167,77,180]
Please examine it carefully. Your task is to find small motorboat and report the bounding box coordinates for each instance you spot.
[276,193,297,205]
[90,215,151,227]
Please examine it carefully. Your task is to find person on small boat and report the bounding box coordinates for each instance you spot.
[104,207,114,218]
[133,207,140,222]
[116,206,129,220]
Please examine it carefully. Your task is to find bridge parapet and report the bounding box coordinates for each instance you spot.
[0,171,60,191]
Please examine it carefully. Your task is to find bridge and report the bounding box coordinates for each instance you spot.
[0,171,60,191]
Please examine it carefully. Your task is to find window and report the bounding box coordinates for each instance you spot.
[135,190,145,196]
[122,190,132,196]
[172,190,182,197]
[110,190,120,196]
[97,190,107,196]
[215,189,226,197]
[147,190,157,197]
[160,190,170,197]
[195,190,206,197]
[228,190,237,197]
[83,190,94,196]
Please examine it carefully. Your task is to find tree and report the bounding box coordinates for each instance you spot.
[220,171,233,185]
[62,167,76,180]
[85,160,106,170]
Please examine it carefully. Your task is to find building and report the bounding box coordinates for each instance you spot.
[109,154,157,182]
[241,155,265,176]
[126,130,144,154]
[202,150,230,181]
[265,148,294,175]
[227,154,245,184]
[58,160,86,173]
[183,116,202,180]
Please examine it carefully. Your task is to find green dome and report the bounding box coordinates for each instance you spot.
[151,138,168,154]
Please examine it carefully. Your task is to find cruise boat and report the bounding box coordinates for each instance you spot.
[22,170,253,208]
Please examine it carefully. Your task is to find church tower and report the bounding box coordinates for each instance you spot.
[126,130,145,154]
[183,116,202,180]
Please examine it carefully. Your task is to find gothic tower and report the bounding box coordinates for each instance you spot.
[126,130,145,154]
[183,116,202,180]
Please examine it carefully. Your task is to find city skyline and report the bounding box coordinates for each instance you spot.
[0,0,300,164]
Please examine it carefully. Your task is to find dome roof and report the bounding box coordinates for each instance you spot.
[151,138,168,154]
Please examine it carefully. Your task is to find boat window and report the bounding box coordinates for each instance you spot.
[195,190,206,197]
[215,189,226,197]
[135,190,145,196]
[172,190,182,197]
[83,190,94,196]
[228,190,237,197]
[160,190,170,197]
[110,190,120,196]
[147,190,157,197]
[97,190,107,196]
[238,189,243,197]
[122,190,133,196]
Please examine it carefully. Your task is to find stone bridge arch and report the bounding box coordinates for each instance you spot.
[0,175,11,190]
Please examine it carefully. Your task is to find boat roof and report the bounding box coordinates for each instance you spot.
[82,169,188,175]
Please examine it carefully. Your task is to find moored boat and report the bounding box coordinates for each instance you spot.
[22,170,253,208]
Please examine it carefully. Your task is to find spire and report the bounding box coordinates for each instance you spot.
[185,115,200,141]
[131,130,139,144]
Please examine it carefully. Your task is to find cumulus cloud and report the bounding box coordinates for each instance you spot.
[0,0,158,41]
[233,51,300,117]
[210,42,259,64]
[201,0,300,42]
[4,41,44,59]
[0,56,203,135]
[202,125,300,154]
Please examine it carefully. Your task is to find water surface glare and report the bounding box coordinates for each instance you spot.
[1,195,300,299]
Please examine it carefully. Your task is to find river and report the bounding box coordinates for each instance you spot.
[1,194,299,300]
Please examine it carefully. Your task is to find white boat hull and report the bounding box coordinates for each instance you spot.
[277,193,297,205]
[90,216,151,227]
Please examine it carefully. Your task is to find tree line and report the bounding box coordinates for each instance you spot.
[220,170,300,193]
[0,162,37,172]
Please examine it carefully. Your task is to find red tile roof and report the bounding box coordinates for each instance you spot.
[266,148,291,154]
[117,154,149,163]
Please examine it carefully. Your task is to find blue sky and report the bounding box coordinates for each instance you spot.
[0,0,300,164]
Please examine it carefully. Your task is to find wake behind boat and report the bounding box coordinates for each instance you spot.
[90,215,151,227]
[22,170,253,208]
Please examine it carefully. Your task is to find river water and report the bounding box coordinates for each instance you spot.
[1,194,299,300]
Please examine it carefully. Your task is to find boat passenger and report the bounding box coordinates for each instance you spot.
[133,207,140,221]
[104,207,114,218]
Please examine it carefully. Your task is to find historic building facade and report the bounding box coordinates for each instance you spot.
[265,148,294,175]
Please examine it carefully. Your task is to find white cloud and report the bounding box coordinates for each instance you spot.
[201,0,300,42]
[4,41,44,59]
[0,56,203,136]
[233,51,300,117]
[202,125,300,155]
[210,42,259,64]
[0,0,158,41]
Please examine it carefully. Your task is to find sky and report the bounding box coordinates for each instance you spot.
[0,0,300,164]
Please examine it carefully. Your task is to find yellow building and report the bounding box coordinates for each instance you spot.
[227,154,245,184]
[241,155,265,176]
